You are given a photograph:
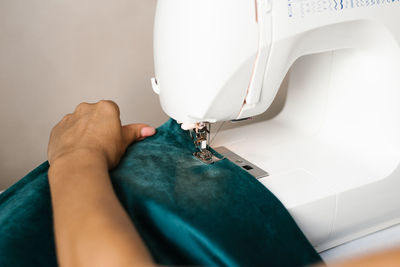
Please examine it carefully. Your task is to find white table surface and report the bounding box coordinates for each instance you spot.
[320,223,400,265]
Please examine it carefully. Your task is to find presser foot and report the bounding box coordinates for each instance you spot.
[191,122,223,164]
[193,149,223,164]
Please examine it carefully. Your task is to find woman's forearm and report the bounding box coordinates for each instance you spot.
[49,150,154,267]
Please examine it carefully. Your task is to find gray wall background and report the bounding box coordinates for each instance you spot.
[0,0,168,189]
[0,0,287,190]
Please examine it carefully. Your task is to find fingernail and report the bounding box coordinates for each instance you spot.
[141,126,156,137]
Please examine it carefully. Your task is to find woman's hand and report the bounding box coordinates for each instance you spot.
[48,100,155,169]
[48,101,157,267]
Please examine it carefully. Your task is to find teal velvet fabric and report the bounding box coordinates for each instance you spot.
[0,119,322,267]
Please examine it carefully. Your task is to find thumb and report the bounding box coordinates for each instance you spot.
[122,124,156,146]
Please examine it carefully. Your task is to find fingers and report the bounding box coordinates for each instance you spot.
[72,100,155,148]
[121,124,156,147]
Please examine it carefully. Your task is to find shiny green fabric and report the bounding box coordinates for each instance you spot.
[0,119,322,267]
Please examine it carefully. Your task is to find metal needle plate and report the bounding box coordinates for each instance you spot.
[214,146,269,179]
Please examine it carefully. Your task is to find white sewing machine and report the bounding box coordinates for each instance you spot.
[151,0,400,252]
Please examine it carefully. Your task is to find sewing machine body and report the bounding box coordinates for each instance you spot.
[152,1,400,251]
[212,48,400,251]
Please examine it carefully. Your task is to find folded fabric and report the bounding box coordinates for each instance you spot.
[0,119,322,267]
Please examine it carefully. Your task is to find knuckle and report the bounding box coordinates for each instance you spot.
[75,102,90,113]
[97,100,119,114]
[61,113,73,122]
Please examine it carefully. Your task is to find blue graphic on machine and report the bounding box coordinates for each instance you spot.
[288,0,399,18]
